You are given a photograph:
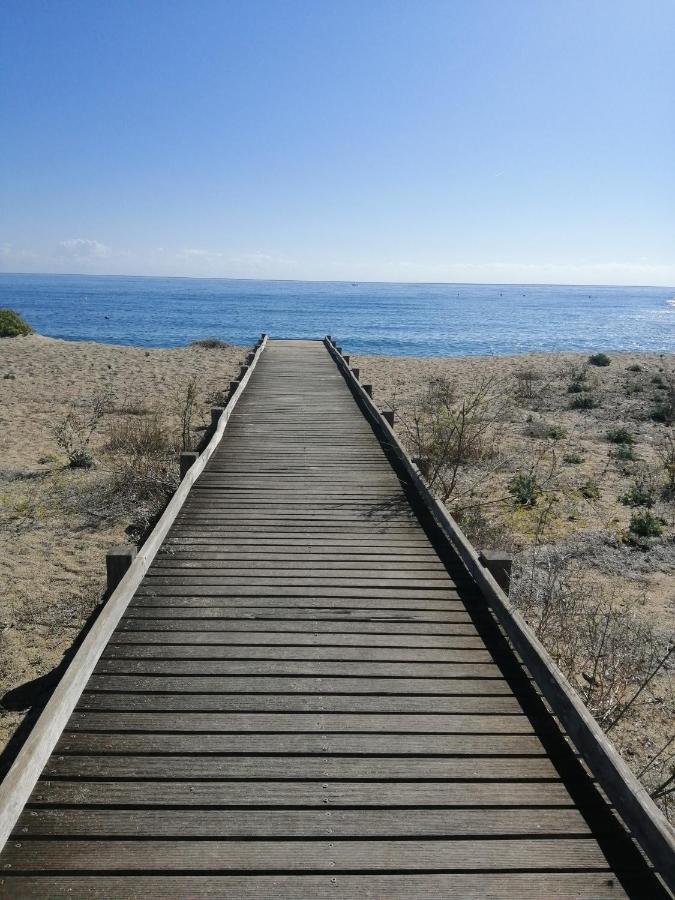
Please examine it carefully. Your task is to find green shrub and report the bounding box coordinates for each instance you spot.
[525,419,566,440]
[0,308,32,337]
[628,510,664,538]
[547,424,566,440]
[650,401,673,424]
[623,484,653,508]
[627,364,642,373]
[607,427,634,445]
[588,352,611,367]
[509,473,539,506]
[567,380,585,394]
[68,447,94,469]
[580,479,600,500]
[614,443,637,461]
[570,394,598,410]
[651,374,666,388]
[190,337,231,349]
[563,451,583,464]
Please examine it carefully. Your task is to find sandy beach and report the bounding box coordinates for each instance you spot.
[0,334,245,752]
[355,348,674,627]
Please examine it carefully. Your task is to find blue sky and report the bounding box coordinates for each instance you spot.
[1,0,674,285]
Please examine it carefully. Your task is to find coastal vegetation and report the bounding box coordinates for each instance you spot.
[0,335,244,758]
[0,309,32,337]
[362,348,675,820]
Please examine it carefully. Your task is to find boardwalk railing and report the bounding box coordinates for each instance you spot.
[324,335,675,892]
[0,335,269,852]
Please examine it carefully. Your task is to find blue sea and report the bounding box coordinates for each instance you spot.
[0,273,673,357]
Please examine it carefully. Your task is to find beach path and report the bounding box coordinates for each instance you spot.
[0,340,661,897]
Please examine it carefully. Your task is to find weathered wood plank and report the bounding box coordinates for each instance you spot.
[0,838,613,872]
[43,755,559,780]
[75,692,523,714]
[100,644,493,661]
[15,807,589,838]
[64,712,535,733]
[110,631,489,647]
[0,873,629,899]
[54,732,542,756]
[25,779,575,808]
[93,659,503,678]
[84,675,514,695]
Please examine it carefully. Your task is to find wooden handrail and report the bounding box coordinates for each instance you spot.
[0,336,268,851]
[324,336,675,892]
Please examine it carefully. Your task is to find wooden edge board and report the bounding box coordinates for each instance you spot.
[0,337,269,852]
[323,336,675,889]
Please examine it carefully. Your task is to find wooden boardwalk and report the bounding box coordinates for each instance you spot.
[0,339,670,897]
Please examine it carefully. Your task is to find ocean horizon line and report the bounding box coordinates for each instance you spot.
[1,270,673,291]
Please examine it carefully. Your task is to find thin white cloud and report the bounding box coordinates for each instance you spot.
[56,238,111,260]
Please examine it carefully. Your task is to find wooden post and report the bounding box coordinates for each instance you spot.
[106,546,137,594]
[363,383,373,398]
[246,352,255,365]
[382,409,394,427]
[412,456,431,479]
[336,346,343,355]
[211,406,224,428]
[479,550,513,594]
[179,451,198,479]
[343,355,350,365]
[351,367,360,380]
[229,380,241,394]
[238,365,248,381]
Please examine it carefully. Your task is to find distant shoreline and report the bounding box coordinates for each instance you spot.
[2,270,674,290]
[5,332,673,361]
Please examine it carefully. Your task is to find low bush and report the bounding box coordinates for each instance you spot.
[53,389,114,469]
[525,419,566,440]
[547,424,566,440]
[567,380,585,394]
[190,337,231,349]
[628,510,664,538]
[580,479,600,500]
[649,375,674,424]
[651,401,674,424]
[105,413,172,457]
[621,480,655,508]
[514,368,543,401]
[607,427,634,445]
[0,308,32,337]
[509,473,539,506]
[570,394,598,410]
[588,352,611,367]
[68,448,94,469]
[657,435,675,497]
[511,550,672,729]
[614,443,637,461]
[563,451,583,464]
[627,364,642,373]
